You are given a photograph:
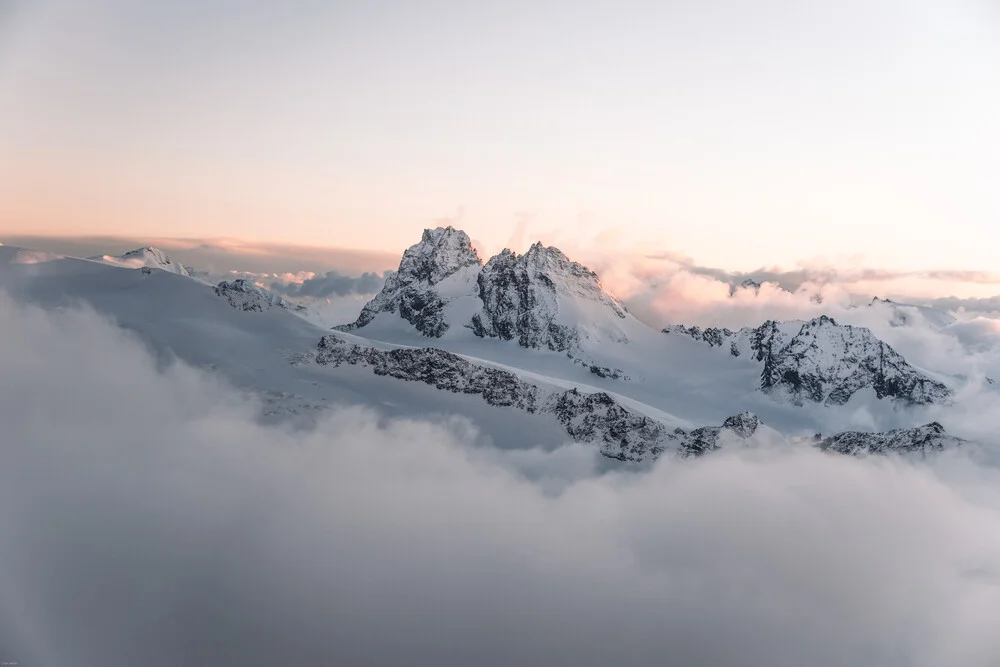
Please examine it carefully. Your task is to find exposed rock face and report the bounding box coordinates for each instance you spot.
[549,389,682,461]
[572,358,629,380]
[817,422,963,456]
[336,226,482,337]
[667,316,951,407]
[470,243,628,352]
[758,316,950,406]
[662,324,734,348]
[679,411,761,456]
[215,279,306,314]
[316,334,539,411]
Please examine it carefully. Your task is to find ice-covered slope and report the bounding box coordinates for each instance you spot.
[90,246,191,276]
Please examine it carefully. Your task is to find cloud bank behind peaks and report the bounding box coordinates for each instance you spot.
[3,296,1000,666]
[269,269,387,298]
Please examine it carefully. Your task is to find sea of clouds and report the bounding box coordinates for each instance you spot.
[4,295,1000,666]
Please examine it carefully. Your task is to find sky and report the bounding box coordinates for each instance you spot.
[1,0,999,271]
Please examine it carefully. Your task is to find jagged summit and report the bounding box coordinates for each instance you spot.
[730,277,762,296]
[92,246,191,277]
[722,411,760,438]
[338,227,633,351]
[397,226,482,285]
[336,226,483,337]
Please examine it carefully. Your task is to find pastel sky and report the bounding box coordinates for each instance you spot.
[1,0,998,271]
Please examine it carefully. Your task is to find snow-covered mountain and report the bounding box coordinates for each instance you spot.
[470,243,630,351]
[665,315,951,406]
[90,246,191,276]
[0,239,981,463]
[215,279,306,314]
[338,226,640,355]
[337,226,482,337]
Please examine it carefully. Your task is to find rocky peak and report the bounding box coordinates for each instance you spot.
[470,241,627,352]
[722,411,759,438]
[520,243,626,312]
[336,227,481,338]
[760,316,951,406]
[215,279,305,314]
[667,315,951,407]
[396,226,482,286]
[678,411,764,457]
[338,229,629,348]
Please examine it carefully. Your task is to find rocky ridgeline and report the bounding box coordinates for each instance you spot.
[313,334,960,461]
[665,315,951,407]
[215,279,306,314]
[816,421,963,456]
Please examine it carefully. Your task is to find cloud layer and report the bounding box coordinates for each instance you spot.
[4,297,1000,666]
[268,269,387,299]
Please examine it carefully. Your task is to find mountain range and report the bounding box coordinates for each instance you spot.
[0,228,978,462]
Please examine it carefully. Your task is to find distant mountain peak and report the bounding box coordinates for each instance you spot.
[92,246,190,277]
[215,279,305,314]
